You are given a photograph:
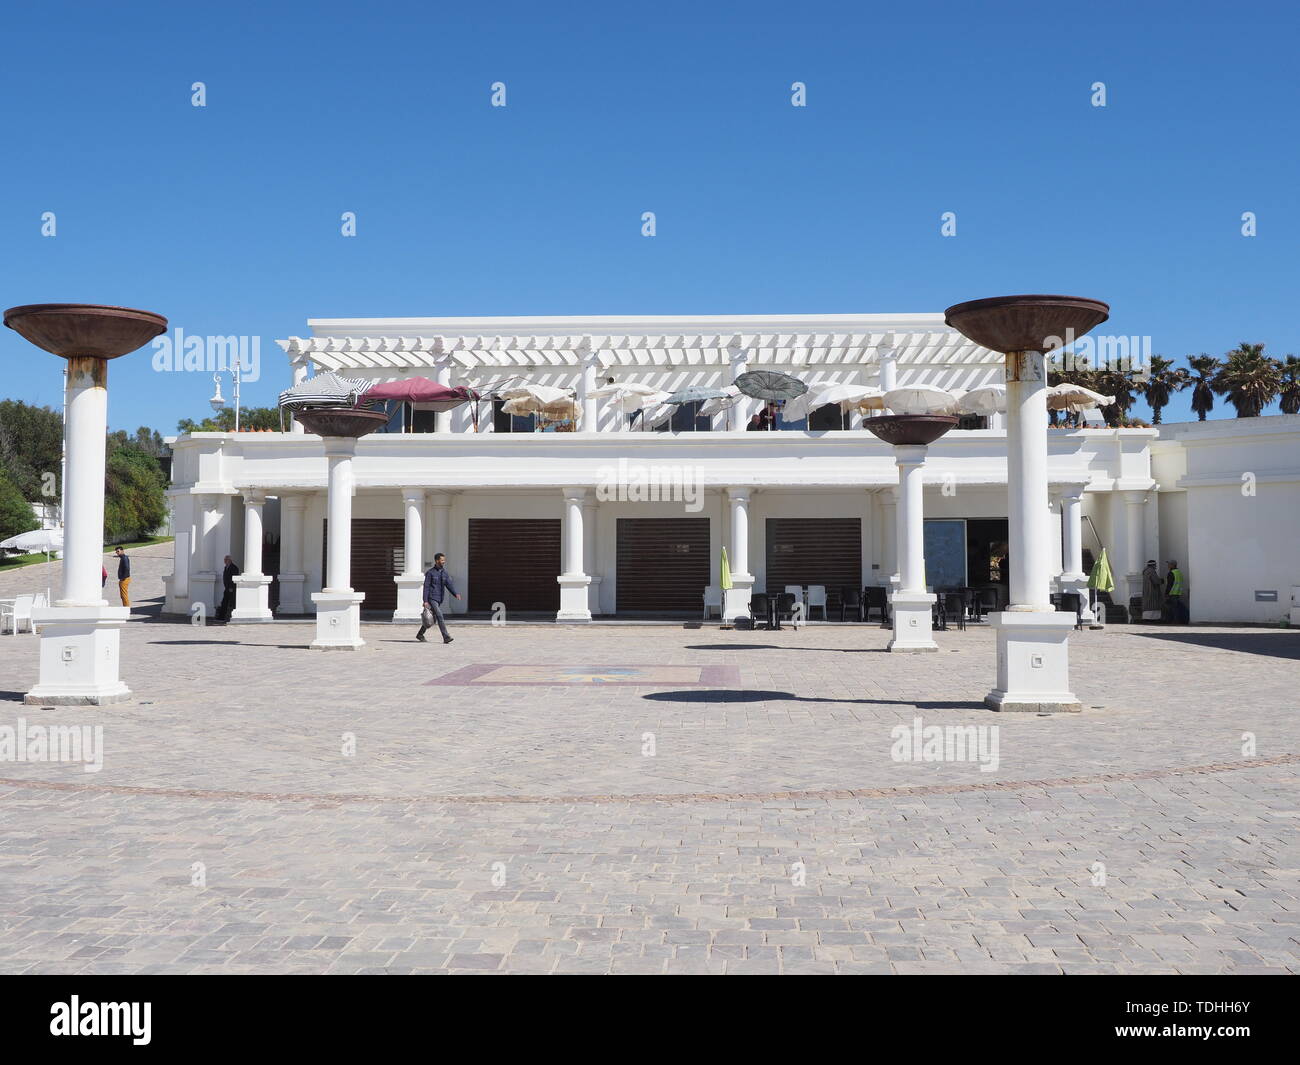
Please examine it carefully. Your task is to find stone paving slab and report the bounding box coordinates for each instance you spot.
[0,543,1296,973]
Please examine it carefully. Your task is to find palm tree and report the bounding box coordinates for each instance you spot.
[1279,354,1300,416]
[1186,354,1219,420]
[1213,343,1282,418]
[1137,355,1189,425]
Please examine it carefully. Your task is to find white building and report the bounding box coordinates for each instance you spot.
[160,313,1299,626]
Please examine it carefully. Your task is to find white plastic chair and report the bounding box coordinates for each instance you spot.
[807,585,828,620]
[702,585,722,619]
[2,594,34,635]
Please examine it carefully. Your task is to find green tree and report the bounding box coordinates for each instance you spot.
[1279,355,1300,416]
[1186,354,1220,421]
[1137,355,1189,425]
[103,444,167,544]
[177,406,282,433]
[0,462,38,542]
[0,399,62,500]
[1213,343,1282,418]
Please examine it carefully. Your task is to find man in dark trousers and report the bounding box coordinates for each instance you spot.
[217,554,239,621]
[114,546,131,607]
[417,552,460,644]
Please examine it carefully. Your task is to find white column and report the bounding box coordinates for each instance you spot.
[434,356,453,434]
[880,490,898,588]
[162,493,192,612]
[1058,483,1094,624]
[231,491,273,621]
[26,356,131,704]
[888,445,937,652]
[393,487,426,621]
[557,487,592,621]
[723,487,755,622]
[1123,490,1146,602]
[729,344,759,427]
[580,348,600,432]
[311,438,365,649]
[582,494,601,614]
[1047,492,1064,581]
[277,494,308,613]
[986,350,1080,712]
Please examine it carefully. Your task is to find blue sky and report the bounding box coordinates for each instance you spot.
[1,0,1296,430]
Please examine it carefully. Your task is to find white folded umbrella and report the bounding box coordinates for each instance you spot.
[882,385,960,415]
[1046,383,1114,411]
[956,384,1007,415]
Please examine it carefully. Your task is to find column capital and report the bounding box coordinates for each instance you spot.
[893,443,929,466]
[562,486,588,503]
[242,489,267,506]
[1057,480,1088,501]
[401,486,427,504]
[1122,488,1149,505]
[321,437,358,458]
[281,492,308,511]
[726,485,752,503]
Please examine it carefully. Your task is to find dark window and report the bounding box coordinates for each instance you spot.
[492,401,535,433]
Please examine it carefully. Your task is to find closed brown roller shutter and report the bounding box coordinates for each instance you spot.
[616,517,710,613]
[468,518,560,613]
[764,518,862,612]
[322,518,404,612]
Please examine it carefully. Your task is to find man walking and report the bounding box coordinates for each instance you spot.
[217,554,239,621]
[417,552,461,644]
[114,546,131,607]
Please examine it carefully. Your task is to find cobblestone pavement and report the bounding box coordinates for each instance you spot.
[0,545,1296,973]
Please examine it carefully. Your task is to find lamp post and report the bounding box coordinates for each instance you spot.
[945,295,1109,713]
[4,303,167,704]
[209,367,241,431]
[863,413,957,652]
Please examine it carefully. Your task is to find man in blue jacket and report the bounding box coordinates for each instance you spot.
[417,552,460,644]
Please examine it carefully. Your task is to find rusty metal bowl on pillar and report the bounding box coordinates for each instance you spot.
[863,414,959,446]
[943,295,1109,355]
[3,303,168,359]
[294,406,389,438]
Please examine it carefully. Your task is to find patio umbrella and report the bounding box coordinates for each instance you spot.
[735,370,808,402]
[589,381,663,412]
[785,383,885,423]
[278,371,372,409]
[499,384,580,425]
[882,385,960,415]
[718,545,734,628]
[1,526,64,603]
[362,378,479,411]
[1087,547,1115,625]
[1047,383,1114,411]
[662,385,730,406]
[697,385,740,417]
[956,384,1007,415]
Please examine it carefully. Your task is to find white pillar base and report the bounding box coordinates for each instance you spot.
[889,591,938,653]
[985,611,1082,713]
[557,575,592,622]
[723,574,755,622]
[311,591,365,650]
[230,575,274,623]
[190,572,218,617]
[161,575,189,616]
[276,573,307,615]
[23,606,131,706]
[393,575,425,622]
[1057,572,1094,624]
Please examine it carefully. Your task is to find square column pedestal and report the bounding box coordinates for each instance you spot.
[24,606,132,705]
[311,591,365,650]
[888,591,938,653]
[230,575,274,623]
[986,611,1082,713]
[557,575,592,622]
[723,575,754,623]
[393,575,425,622]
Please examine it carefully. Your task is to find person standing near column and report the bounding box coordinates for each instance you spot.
[1141,560,1164,622]
[114,546,131,608]
[417,552,460,644]
[217,554,240,621]
[1165,560,1188,624]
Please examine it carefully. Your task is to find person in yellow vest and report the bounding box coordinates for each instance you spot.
[1165,560,1188,624]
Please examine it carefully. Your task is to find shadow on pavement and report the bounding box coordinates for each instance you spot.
[1130,630,1300,660]
[643,689,986,710]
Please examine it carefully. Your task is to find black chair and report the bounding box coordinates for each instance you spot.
[749,593,771,629]
[772,592,798,629]
[863,585,890,624]
[1058,591,1084,630]
[1095,591,1127,624]
[972,587,999,621]
[942,591,967,631]
[839,586,863,622]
